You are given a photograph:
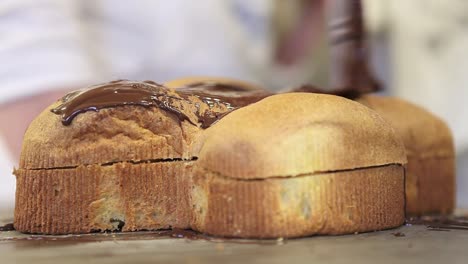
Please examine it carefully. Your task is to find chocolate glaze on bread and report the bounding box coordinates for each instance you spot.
[14,79,273,235]
[51,80,272,128]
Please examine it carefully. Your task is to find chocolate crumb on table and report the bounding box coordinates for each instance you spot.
[0,223,15,231]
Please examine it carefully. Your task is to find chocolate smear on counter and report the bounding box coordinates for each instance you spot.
[2,229,287,246]
[51,80,271,128]
[0,223,15,231]
[406,215,468,231]
[391,232,405,237]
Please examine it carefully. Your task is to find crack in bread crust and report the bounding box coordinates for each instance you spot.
[15,161,195,234]
[20,157,198,171]
[197,163,404,182]
[191,164,405,238]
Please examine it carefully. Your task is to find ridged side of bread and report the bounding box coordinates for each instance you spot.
[357,95,455,215]
[192,93,407,237]
[405,156,455,215]
[191,164,405,238]
[14,161,193,234]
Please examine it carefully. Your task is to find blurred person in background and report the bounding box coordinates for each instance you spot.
[364,0,468,209]
[0,0,467,212]
[0,0,328,211]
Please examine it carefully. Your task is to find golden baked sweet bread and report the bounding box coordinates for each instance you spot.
[357,95,455,216]
[14,80,406,237]
[191,93,406,238]
[14,80,270,234]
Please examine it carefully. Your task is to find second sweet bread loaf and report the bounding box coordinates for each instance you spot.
[192,93,407,238]
[15,80,270,234]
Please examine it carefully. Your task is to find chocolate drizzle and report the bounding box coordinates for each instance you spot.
[183,81,254,92]
[51,81,194,126]
[289,84,362,99]
[1,228,286,246]
[326,0,379,93]
[177,81,272,110]
[406,215,468,231]
[51,80,271,128]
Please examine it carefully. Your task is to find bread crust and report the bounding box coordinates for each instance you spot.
[197,93,406,179]
[20,103,200,169]
[357,95,455,215]
[14,80,243,235]
[15,85,205,234]
[192,164,405,238]
[14,161,193,234]
[192,93,406,237]
[405,156,455,215]
[357,95,454,158]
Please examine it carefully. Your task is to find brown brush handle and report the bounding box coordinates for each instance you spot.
[326,0,379,93]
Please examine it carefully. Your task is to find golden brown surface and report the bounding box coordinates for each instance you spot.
[192,93,406,237]
[197,93,406,179]
[357,95,454,157]
[357,95,455,215]
[19,103,201,169]
[16,88,208,234]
